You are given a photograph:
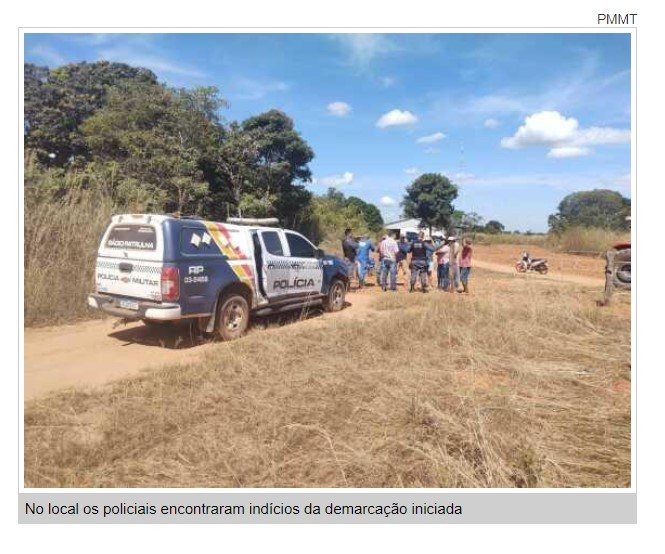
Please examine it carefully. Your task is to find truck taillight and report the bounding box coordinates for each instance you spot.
[161,266,180,301]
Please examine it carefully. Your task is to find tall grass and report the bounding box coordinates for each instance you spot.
[24,175,118,326]
[473,232,548,247]
[547,226,630,254]
[474,227,630,255]
[24,271,630,488]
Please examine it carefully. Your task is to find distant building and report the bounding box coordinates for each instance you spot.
[384,218,446,239]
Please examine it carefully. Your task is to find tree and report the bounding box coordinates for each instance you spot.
[310,188,371,243]
[484,220,505,234]
[215,123,259,217]
[24,61,157,166]
[402,173,458,232]
[241,110,314,227]
[82,82,225,214]
[548,189,630,232]
[346,196,384,233]
[451,210,484,231]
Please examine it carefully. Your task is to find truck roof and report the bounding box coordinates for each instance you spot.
[110,213,285,234]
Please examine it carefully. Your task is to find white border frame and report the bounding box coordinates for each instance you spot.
[18,27,636,502]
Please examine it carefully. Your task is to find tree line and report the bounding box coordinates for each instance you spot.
[400,172,630,235]
[23,61,382,241]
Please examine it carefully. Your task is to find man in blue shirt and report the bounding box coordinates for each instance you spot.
[356,234,375,288]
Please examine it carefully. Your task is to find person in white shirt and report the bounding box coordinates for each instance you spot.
[379,232,399,291]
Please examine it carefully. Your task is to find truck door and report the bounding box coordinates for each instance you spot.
[257,230,290,298]
[284,231,324,295]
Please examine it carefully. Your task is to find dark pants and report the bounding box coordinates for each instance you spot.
[437,263,450,289]
[410,260,428,290]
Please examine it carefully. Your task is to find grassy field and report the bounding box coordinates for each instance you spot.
[24,268,630,488]
[473,228,630,254]
[24,184,118,326]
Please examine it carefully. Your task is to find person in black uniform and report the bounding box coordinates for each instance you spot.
[407,231,439,292]
[342,228,359,286]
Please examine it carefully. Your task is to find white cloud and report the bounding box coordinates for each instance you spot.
[332,34,398,70]
[315,172,354,187]
[380,196,397,206]
[416,132,446,144]
[98,46,205,78]
[230,77,290,100]
[452,172,476,182]
[404,167,421,176]
[604,173,631,190]
[547,146,590,159]
[449,171,631,193]
[424,147,440,154]
[376,109,418,128]
[428,62,630,130]
[501,110,630,157]
[483,118,501,129]
[573,127,631,146]
[73,34,115,46]
[380,76,396,87]
[327,101,352,117]
[501,111,579,149]
[442,169,476,183]
[29,43,66,66]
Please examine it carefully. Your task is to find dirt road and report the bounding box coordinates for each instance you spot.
[24,254,606,400]
[473,259,604,287]
[23,292,377,400]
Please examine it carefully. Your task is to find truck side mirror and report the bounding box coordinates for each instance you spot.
[315,248,325,258]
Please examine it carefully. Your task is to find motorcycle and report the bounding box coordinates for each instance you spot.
[515,251,549,274]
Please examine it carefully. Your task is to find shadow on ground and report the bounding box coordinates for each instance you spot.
[107,300,353,350]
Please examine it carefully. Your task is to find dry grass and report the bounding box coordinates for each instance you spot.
[24,185,117,326]
[473,227,630,255]
[24,269,630,488]
[473,232,548,247]
[547,226,630,254]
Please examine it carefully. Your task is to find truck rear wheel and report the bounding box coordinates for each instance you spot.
[216,294,249,341]
[324,279,346,312]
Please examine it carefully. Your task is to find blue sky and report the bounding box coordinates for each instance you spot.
[24,33,631,231]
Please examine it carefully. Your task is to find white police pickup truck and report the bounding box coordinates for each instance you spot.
[88,214,349,340]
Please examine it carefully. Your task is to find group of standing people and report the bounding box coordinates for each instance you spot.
[342,228,473,294]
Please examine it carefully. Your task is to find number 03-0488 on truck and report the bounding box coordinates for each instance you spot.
[88,214,349,341]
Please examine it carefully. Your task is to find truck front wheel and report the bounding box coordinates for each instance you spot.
[216,294,250,341]
[324,279,346,312]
